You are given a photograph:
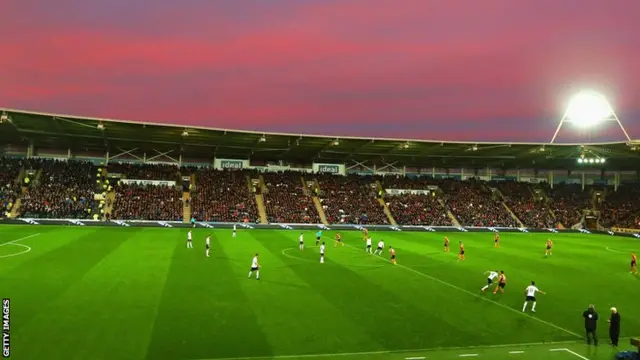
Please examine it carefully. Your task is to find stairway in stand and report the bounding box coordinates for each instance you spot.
[502,202,524,228]
[102,192,116,220]
[310,177,329,225]
[312,196,329,225]
[255,195,268,224]
[377,197,397,226]
[183,192,191,223]
[438,198,462,227]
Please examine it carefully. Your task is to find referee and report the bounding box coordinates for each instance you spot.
[583,304,599,346]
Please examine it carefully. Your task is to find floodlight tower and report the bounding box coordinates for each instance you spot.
[550,91,631,143]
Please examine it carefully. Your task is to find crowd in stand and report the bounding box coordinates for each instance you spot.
[543,183,589,228]
[190,169,257,223]
[386,193,451,226]
[441,179,518,227]
[262,172,320,223]
[316,174,389,225]
[113,183,183,221]
[3,156,640,229]
[20,160,97,219]
[598,184,640,229]
[108,162,180,180]
[495,181,556,228]
[0,158,23,216]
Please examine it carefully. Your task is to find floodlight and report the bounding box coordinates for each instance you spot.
[577,158,584,163]
[589,158,595,163]
[566,92,611,128]
[601,158,606,163]
[550,91,631,143]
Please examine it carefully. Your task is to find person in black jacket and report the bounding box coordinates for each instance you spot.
[608,307,621,347]
[583,304,599,346]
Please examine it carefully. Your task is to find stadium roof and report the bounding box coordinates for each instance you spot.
[2,108,640,169]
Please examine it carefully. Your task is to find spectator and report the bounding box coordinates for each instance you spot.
[20,160,97,219]
[263,171,320,224]
[316,174,388,225]
[190,169,257,223]
[113,183,182,221]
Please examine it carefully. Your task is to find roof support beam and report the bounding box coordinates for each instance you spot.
[346,160,374,172]
[377,161,400,172]
[110,148,142,161]
[146,149,178,164]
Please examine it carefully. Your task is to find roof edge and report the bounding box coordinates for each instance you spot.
[1,106,635,147]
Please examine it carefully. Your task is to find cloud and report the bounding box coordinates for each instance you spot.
[1,0,639,141]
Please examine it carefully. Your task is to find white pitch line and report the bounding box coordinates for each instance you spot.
[458,355,478,357]
[549,349,565,352]
[605,246,628,254]
[0,233,40,246]
[405,357,426,360]
[281,248,316,263]
[0,233,40,259]
[508,351,524,354]
[338,240,582,339]
[194,340,588,360]
[561,349,590,360]
[0,243,31,259]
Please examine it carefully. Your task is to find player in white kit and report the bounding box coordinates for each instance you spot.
[481,270,499,292]
[365,237,372,253]
[187,230,193,248]
[232,224,237,238]
[319,242,326,263]
[373,240,385,255]
[205,235,211,257]
[248,253,260,280]
[522,281,545,312]
[299,233,304,251]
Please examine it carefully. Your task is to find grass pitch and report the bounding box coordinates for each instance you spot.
[1,226,639,360]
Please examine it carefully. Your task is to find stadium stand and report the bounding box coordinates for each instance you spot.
[495,181,556,228]
[386,193,451,226]
[441,179,518,227]
[0,157,23,216]
[108,162,180,181]
[598,184,640,229]
[316,174,389,225]
[262,171,320,224]
[543,183,590,228]
[190,169,258,223]
[20,160,97,219]
[113,183,183,221]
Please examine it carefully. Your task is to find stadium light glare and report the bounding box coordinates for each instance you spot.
[550,91,631,143]
[565,92,612,128]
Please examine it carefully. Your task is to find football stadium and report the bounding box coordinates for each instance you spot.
[1,104,640,360]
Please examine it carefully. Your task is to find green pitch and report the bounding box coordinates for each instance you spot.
[1,226,639,360]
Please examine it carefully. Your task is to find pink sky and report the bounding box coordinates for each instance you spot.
[1,0,639,142]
